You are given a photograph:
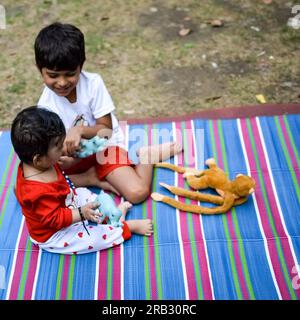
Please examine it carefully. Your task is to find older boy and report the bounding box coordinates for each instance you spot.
[35,22,182,204]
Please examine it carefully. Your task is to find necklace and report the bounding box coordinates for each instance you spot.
[23,168,48,179]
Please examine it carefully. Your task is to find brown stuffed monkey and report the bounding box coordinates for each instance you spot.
[151,158,255,215]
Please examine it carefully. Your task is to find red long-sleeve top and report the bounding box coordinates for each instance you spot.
[15,164,73,242]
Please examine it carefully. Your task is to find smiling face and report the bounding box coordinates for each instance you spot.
[40,67,81,100]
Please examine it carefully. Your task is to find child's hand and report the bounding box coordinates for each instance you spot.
[81,202,102,223]
[64,127,82,156]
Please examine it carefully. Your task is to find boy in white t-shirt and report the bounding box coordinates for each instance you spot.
[35,22,182,204]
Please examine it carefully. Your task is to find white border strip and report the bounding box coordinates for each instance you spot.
[31,248,42,299]
[94,251,100,300]
[120,241,124,300]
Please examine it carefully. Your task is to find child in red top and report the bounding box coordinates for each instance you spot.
[12,107,153,255]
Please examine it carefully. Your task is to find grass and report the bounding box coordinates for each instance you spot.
[0,0,299,128]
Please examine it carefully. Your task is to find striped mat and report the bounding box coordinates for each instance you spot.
[0,105,299,300]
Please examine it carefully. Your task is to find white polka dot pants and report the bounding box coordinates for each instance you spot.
[32,221,129,255]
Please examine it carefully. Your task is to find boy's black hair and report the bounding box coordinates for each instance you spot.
[34,22,85,71]
[11,106,66,164]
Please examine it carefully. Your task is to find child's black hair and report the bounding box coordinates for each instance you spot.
[34,22,85,71]
[11,106,66,164]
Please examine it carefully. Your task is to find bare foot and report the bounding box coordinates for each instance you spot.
[137,141,182,164]
[118,201,133,222]
[126,219,153,236]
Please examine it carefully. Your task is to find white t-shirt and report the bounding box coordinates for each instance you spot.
[37,70,125,149]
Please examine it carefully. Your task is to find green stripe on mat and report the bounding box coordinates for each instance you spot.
[275,116,300,201]
[67,255,75,300]
[187,199,203,299]
[106,248,113,299]
[283,115,300,167]
[209,121,218,164]
[0,147,14,188]
[246,118,296,300]
[0,147,15,229]
[55,255,64,299]
[0,163,19,229]
[17,238,32,300]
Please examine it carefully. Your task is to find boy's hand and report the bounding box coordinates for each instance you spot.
[64,126,82,156]
[81,202,102,223]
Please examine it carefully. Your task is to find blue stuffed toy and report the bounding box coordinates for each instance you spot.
[93,191,123,227]
[75,136,108,158]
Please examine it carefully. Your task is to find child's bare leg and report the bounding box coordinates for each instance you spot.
[70,167,120,195]
[102,142,182,203]
[137,141,182,164]
[126,219,153,236]
[105,165,153,203]
[118,201,132,222]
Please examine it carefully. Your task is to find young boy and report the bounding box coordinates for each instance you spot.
[35,22,182,204]
[12,107,153,255]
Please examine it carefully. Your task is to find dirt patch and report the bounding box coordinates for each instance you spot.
[156,66,225,101]
[138,4,217,42]
[220,58,254,76]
